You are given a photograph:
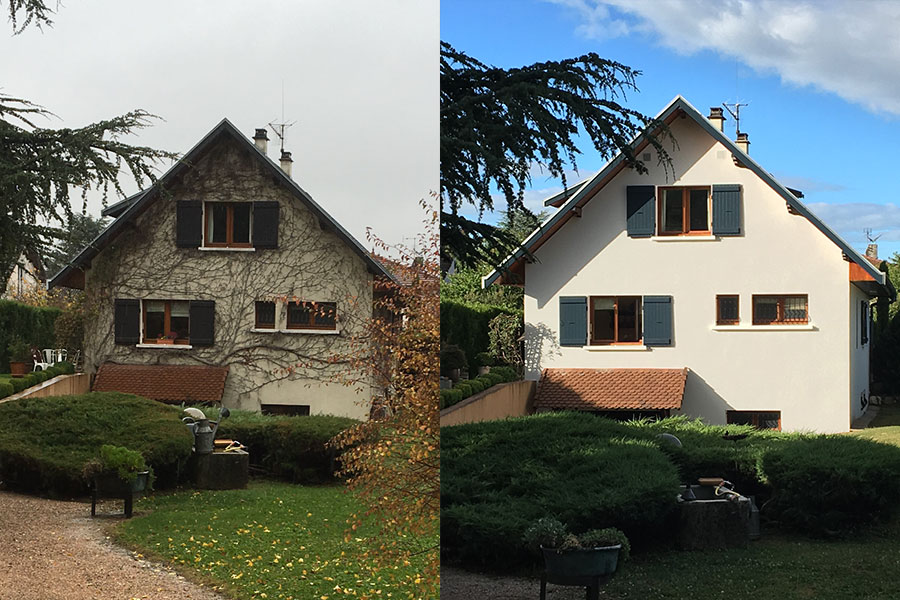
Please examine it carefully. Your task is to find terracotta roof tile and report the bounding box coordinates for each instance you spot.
[536,368,687,411]
[93,362,228,404]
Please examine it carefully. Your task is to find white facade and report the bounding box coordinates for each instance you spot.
[509,98,884,433]
[2,251,45,300]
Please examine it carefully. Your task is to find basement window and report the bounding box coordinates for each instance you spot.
[727,410,781,431]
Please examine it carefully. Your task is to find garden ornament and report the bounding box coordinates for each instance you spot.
[182,407,231,454]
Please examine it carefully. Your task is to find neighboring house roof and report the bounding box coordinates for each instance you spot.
[536,368,688,411]
[484,95,889,295]
[49,118,394,289]
[93,362,228,404]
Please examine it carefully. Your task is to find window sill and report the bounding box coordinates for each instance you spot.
[712,324,816,331]
[280,328,340,335]
[198,246,256,252]
[136,343,194,349]
[586,345,649,351]
[251,327,278,333]
[651,235,718,242]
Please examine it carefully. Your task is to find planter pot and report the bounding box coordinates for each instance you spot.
[9,361,27,378]
[154,339,174,345]
[478,366,491,375]
[91,471,150,518]
[541,545,621,578]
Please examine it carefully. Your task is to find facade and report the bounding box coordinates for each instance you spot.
[2,249,46,300]
[50,120,391,420]
[486,96,892,433]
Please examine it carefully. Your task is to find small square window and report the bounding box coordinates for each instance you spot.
[255,301,276,329]
[716,295,739,325]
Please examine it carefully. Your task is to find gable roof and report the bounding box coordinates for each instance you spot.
[483,95,889,295]
[49,118,393,289]
[536,368,687,411]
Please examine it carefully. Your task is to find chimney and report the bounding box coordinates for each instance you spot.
[736,132,750,154]
[708,107,725,132]
[867,243,878,260]
[280,150,293,178]
[253,128,269,154]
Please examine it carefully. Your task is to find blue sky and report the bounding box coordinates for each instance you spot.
[442,0,900,260]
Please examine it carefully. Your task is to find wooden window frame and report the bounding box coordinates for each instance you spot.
[657,186,711,236]
[142,300,190,344]
[716,294,740,325]
[204,202,252,248]
[752,294,809,325]
[727,410,782,431]
[286,301,338,331]
[255,301,276,330]
[589,295,642,345]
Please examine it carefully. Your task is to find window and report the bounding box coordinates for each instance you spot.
[143,300,190,344]
[205,202,251,247]
[752,295,808,325]
[255,301,276,329]
[727,410,781,431]
[861,301,869,346]
[658,187,710,235]
[287,301,337,330]
[590,296,641,344]
[716,295,740,325]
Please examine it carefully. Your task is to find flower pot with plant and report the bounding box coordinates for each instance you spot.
[7,336,31,378]
[155,332,177,345]
[524,517,629,598]
[83,445,153,517]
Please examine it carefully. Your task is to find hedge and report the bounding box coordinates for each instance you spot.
[440,366,520,411]
[0,300,60,372]
[197,407,359,483]
[441,412,680,569]
[0,362,75,399]
[0,392,193,496]
[441,300,520,374]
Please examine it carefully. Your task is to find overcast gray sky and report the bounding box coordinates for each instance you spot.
[2,0,437,249]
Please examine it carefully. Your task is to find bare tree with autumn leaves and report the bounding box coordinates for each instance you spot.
[330,205,440,595]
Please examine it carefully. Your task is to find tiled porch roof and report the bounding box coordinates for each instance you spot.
[536,368,688,411]
[93,362,228,404]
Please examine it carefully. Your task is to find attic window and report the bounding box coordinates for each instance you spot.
[658,187,710,235]
[205,202,251,248]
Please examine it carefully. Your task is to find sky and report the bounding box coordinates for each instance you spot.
[442,0,900,260]
[2,0,438,251]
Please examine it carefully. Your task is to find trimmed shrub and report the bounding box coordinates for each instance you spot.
[440,343,468,376]
[490,365,518,381]
[454,381,473,398]
[463,378,486,394]
[442,413,680,569]
[475,352,495,367]
[209,409,358,483]
[0,392,192,496]
[0,382,12,399]
[441,300,520,374]
[0,300,60,372]
[440,388,464,410]
[761,435,900,535]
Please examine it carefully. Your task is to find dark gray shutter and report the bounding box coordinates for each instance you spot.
[861,301,869,345]
[559,296,587,346]
[626,185,655,237]
[189,300,215,346]
[253,201,279,249]
[176,200,203,247]
[114,299,140,345]
[712,184,742,235]
[643,296,673,346]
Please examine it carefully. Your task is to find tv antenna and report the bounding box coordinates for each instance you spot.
[723,101,749,136]
[865,228,882,243]
[268,81,296,154]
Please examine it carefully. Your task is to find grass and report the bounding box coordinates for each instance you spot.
[854,404,900,446]
[115,481,436,600]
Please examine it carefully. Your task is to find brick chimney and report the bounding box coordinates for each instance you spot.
[866,243,878,260]
[280,150,293,178]
[708,107,725,132]
[736,132,750,154]
[253,128,268,155]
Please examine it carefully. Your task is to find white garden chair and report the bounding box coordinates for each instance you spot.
[31,348,50,372]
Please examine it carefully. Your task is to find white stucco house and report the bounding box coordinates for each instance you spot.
[485,96,893,433]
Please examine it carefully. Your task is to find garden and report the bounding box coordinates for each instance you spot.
[442,411,900,597]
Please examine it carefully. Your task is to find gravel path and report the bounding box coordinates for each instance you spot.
[441,566,589,599]
[0,491,225,600]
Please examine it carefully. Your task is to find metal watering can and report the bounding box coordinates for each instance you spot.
[183,407,230,454]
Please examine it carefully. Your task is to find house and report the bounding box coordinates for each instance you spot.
[50,120,392,420]
[2,248,46,300]
[484,96,894,433]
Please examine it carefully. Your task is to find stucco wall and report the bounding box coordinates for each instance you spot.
[849,285,871,422]
[84,135,373,419]
[524,116,860,433]
[3,252,43,299]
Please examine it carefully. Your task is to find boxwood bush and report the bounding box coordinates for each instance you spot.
[760,435,900,535]
[442,412,680,569]
[441,366,521,411]
[0,392,192,496]
[197,407,358,483]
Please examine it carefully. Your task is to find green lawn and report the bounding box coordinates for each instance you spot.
[115,481,436,600]
[854,404,900,445]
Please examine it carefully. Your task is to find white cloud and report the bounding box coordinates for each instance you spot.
[549,0,900,116]
[807,201,900,241]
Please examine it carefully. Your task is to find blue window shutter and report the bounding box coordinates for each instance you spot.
[626,185,655,237]
[712,184,742,235]
[559,296,587,346]
[643,296,673,346]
